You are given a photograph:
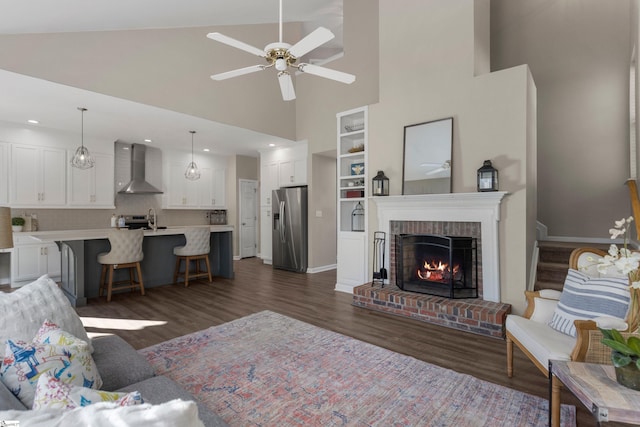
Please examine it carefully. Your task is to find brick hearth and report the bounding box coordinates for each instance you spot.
[353,283,511,339]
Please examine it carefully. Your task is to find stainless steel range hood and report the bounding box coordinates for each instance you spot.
[117,143,163,194]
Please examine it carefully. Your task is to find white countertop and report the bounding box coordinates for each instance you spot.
[13,225,234,243]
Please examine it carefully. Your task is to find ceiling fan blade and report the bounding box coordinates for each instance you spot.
[206,32,266,58]
[288,27,335,59]
[211,65,265,81]
[278,72,296,101]
[297,63,356,84]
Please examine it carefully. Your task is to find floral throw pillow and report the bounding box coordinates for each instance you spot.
[33,373,143,410]
[0,320,102,408]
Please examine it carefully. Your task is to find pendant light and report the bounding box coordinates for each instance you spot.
[185,130,201,180]
[70,107,95,169]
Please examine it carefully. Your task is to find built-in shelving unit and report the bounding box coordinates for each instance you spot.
[336,106,369,293]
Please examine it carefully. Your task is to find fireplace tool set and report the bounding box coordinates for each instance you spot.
[372,231,387,286]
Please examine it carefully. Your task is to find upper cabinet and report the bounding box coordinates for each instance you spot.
[67,151,115,208]
[164,153,227,210]
[0,142,8,205]
[10,144,66,207]
[260,142,308,206]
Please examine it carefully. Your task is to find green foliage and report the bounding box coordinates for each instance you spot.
[11,217,25,226]
[600,328,640,368]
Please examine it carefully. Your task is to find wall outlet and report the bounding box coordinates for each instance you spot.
[315,210,323,217]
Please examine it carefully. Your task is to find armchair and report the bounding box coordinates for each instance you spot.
[506,247,630,378]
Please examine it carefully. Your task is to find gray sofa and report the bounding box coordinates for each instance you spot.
[0,275,228,427]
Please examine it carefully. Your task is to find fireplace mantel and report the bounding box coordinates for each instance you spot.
[372,192,508,302]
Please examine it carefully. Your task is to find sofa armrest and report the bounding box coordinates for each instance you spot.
[523,290,559,322]
[91,335,155,391]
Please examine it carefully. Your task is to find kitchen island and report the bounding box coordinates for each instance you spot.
[26,226,233,306]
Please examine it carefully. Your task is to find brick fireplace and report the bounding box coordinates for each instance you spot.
[353,193,511,338]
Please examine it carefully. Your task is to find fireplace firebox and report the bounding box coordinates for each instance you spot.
[395,234,477,298]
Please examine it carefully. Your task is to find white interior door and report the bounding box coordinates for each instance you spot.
[239,179,258,258]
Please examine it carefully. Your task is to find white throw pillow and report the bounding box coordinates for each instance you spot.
[548,268,630,337]
[0,399,205,427]
[0,275,93,353]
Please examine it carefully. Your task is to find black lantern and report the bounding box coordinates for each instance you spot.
[477,160,498,192]
[372,170,389,196]
[351,202,365,232]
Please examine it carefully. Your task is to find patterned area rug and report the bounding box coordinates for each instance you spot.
[140,311,575,427]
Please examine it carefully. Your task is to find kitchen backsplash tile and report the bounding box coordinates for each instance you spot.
[11,194,211,231]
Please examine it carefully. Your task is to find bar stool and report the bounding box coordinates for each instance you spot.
[97,229,145,302]
[173,227,212,287]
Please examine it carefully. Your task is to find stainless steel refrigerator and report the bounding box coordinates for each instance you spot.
[272,186,308,272]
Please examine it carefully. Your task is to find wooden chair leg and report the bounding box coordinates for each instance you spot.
[107,266,114,303]
[129,267,135,293]
[506,335,513,378]
[136,262,145,296]
[204,256,212,282]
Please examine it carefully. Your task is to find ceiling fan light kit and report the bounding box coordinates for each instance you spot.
[70,107,95,170]
[207,0,355,101]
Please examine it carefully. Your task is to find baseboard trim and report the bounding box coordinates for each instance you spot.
[335,283,357,294]
[307,264,336,274]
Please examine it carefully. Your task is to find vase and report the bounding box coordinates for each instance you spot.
[11,225,22,232]
[612,352,640,391]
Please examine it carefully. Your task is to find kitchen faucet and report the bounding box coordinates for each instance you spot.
[148,208,157,231]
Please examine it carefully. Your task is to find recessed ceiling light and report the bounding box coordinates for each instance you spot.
[203,148,210,152]
[123,146,130,150]
[269,143,276,147]
[27,119,39,124]
[144,139,152,143]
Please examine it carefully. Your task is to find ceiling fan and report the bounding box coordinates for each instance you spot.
[206,0,355,101]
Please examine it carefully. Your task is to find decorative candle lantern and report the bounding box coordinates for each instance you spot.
[477,160,498,192]
[351,202,365,232]
[372,170,389,196]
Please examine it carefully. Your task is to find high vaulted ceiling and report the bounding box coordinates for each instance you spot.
[0,0,343,156]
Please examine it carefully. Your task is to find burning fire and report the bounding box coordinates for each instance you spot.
[417,259,460,282]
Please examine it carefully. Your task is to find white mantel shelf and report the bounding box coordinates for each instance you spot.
[372,192,508,303]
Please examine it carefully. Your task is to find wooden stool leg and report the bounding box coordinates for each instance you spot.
[173,256,181,284]
[204,256,212,283]
[99,265,107,297]
[184,256,191,287]
[136,262,145,296]
[107,266,114,303]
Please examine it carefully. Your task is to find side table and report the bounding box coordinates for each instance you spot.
[550,360,640,426]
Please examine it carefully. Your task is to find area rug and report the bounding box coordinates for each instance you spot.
[140,311,575,427]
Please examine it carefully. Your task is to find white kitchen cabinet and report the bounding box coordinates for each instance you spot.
[0,142,8,204]
[277,157,307,187]
[11,238,61,287]
[167,162,199,207]
[260,162,278,206]
[200,167,226,208]
[165,161,225,209]
[336,106,369,294]
[67,151,115,208]
[10,144,66,207]
[260,205,272,264]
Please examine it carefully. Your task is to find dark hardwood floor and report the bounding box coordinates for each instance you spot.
[73,257,621,427]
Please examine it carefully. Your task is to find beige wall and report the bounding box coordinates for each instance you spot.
[492,0,632,239]
[309,152,337,269]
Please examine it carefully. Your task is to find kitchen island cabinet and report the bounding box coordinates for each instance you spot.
[28,226,233,306]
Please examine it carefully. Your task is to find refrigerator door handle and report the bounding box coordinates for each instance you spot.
[279,200,286,243]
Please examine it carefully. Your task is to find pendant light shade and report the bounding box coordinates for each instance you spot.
[185,130,201,181]
[70,107,95,169]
